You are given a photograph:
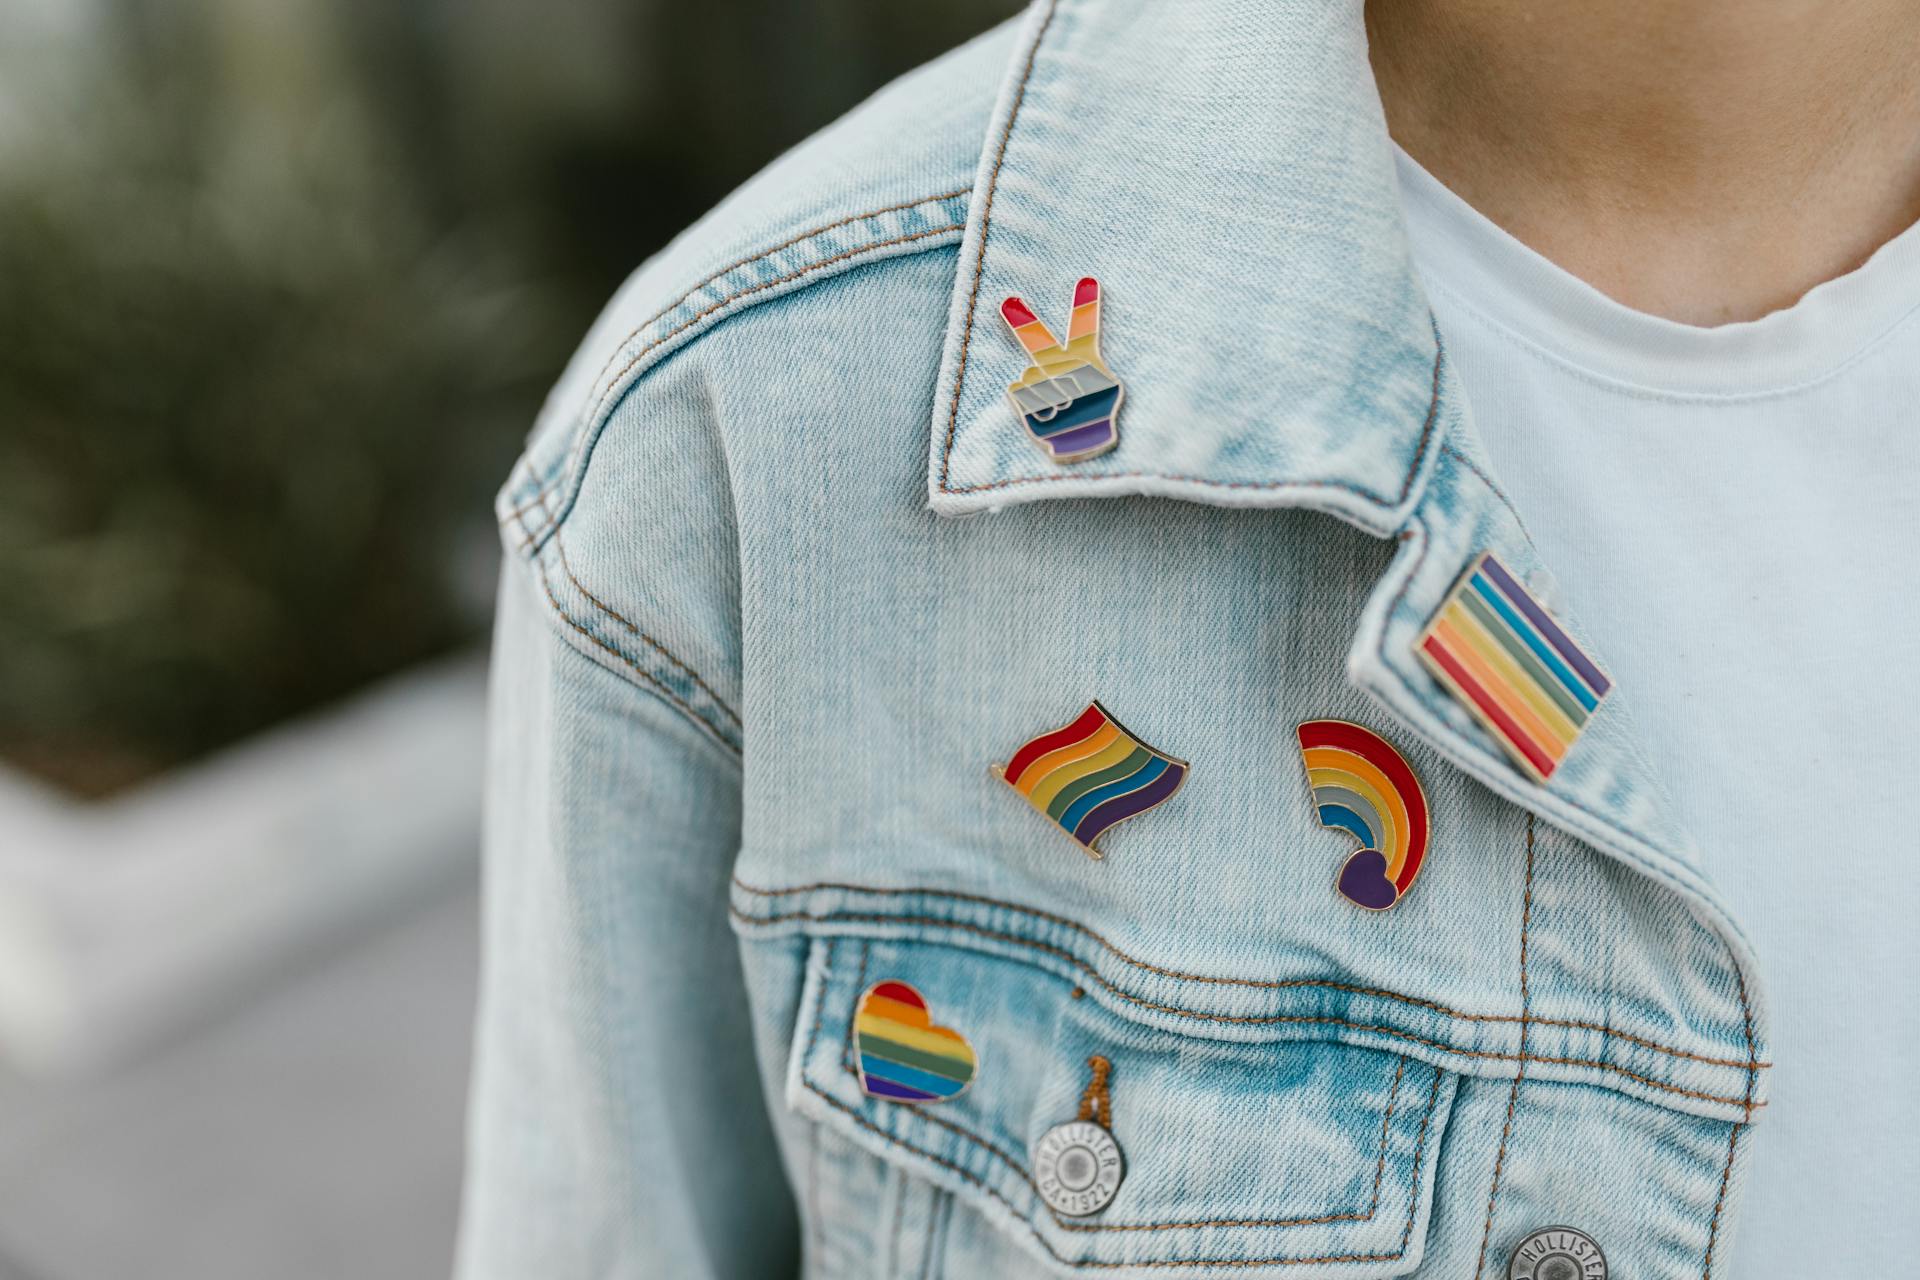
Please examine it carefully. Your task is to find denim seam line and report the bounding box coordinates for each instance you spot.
[747,904,1755,1111]
[732,877,1767,1073]
[521,212,966,549]
[551,525,744,728]
[511,194,971,550]
[527,474,743,729]
[506,499,743,756]
[1382,500,1763,1117]
[806,941,1444,1269]
[1473,815,1535,1278]
[834,941,1414,1234]
[586,186,972,413]
[1701,1124,1743,1279]
[499,451,572,526]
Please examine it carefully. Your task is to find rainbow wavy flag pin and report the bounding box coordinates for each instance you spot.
[1416,553,1613,783]
[993,702,1188,859]
[1296,720,1430,911]
[999,278,1124,464]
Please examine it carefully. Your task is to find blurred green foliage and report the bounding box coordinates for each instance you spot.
[0,0,1017,794]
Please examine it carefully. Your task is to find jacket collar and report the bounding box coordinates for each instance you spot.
[927,0,1443,536]
[927,0,1767,1061]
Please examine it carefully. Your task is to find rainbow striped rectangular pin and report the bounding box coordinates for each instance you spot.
[993,702,1188,859]
[1415,552,1612,782]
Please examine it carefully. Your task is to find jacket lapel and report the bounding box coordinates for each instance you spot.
[928,0,1442,536]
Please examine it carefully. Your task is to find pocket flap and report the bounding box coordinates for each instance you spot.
[790,936,1458,1277]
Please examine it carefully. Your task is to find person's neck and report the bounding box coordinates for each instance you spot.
[1366,0,1920,324]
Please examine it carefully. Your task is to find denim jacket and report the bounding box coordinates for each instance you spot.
[459,4,1770,1277]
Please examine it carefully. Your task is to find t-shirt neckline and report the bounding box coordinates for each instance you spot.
[1392,143,1920,399]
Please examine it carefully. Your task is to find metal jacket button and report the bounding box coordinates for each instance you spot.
[1508,1225,1607,1280]
[1033,1120,1124,1217]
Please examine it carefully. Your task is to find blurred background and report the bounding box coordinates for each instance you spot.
[0,1,1017,1276]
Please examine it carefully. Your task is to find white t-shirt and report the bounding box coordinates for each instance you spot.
[1394,145,1920,1277]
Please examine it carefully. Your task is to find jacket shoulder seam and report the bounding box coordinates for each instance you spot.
[503,485,744,758]
[501,187,970,550]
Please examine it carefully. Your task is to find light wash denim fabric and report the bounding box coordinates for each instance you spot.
[459,3,1771,1277]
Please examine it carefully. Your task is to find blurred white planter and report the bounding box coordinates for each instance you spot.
[0,653,487,1074]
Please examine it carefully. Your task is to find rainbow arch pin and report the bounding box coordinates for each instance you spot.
[1296,720,1431,911]
[994,702,1188,859]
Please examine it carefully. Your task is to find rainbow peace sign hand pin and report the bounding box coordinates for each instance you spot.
[999,278,1124,464]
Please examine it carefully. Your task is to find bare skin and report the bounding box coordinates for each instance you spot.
[1366,0,1920,324]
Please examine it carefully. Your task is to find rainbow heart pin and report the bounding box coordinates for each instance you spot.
[854,981,978,1104]
[1296,720,1431,911]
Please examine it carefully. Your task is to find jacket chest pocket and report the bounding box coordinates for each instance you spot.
[788,935,1459,1278]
